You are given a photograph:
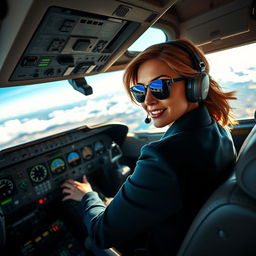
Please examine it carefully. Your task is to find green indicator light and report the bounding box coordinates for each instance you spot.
[41,58,51,62]
[1,198,12,205]
[38,63,48,67]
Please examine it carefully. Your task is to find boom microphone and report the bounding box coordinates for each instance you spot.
[144,115,151,124]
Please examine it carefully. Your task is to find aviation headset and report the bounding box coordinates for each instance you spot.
[165,41,210,102]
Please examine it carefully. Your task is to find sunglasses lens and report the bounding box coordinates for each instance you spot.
[131,85,146,103]
[150,80,169,99]
[130,79,170,103]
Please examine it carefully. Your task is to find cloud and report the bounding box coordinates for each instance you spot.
[0,94,143,149]
[207,43,256,84]
[0,70,126,122]
[249,84,256,89]
[0,118,56,145]
[0,85,86,121]
[208,63,256,84]
[234,71,248,76]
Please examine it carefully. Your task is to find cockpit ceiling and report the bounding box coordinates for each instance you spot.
[0,0,176,87]
[169,0,235,22]
[165,0,256,52]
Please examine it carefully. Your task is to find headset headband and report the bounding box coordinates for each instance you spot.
[166,41,206,73]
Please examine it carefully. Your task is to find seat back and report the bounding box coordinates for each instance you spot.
[177,124,256,256]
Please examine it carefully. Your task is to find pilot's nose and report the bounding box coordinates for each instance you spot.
[144,89,157,105]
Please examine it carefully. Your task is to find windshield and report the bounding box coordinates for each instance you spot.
[207,43,256,119]
[1,41,256,150]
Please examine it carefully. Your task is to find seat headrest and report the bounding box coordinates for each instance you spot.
[236,124,256,199]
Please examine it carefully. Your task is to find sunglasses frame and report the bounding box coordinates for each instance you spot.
[130,77,186,103]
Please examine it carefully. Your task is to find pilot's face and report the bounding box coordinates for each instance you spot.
[137,58,198,128]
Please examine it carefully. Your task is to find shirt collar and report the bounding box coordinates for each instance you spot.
[162,104,213,139]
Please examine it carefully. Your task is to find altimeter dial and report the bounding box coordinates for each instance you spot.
[29,164,48,183]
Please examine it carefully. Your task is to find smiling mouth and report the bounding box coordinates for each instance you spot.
[149,109,165,118]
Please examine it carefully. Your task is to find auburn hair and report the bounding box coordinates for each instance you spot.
[123,39,237,127]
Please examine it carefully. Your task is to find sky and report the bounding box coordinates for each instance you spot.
[206,43,256,85]
[0,29,256,149]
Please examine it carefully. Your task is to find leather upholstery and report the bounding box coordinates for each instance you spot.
[236,125,256,199]
[177,125,256,256]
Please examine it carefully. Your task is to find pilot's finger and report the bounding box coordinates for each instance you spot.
[64,179,76,184]
[62,195,73,201]
[82,175,88,183]
[62,188,73,194]
[73,180,83,186]
[60,182,73,189]
[61,179,75,186]
[61,179,77,187]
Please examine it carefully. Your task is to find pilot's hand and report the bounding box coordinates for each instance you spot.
[61,175,93,202]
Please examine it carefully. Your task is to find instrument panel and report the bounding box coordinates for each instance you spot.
[0,124,128,218]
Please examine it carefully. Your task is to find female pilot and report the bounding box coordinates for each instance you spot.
[61,39,237,255]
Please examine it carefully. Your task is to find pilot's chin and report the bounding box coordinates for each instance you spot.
[153,120,165,128]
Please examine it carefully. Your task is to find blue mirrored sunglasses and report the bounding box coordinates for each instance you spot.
[130,78,186,103]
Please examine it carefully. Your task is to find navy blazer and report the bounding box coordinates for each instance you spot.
[80,105,237,255]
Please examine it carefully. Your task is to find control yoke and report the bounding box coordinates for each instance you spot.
[109,142,131,177]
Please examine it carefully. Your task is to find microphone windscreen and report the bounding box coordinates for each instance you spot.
[144,116,151,124]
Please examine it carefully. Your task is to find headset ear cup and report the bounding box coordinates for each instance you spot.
[200,73,210,100]
[185,78,197,102]
[185,74,210,102]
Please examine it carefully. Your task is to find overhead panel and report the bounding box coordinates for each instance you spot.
[10,7,139,82]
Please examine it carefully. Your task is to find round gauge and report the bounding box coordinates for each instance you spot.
[67,151,81,167]
[94,141,104,155]
[29,164,48,183]
[50,158,66,174]
[81,146,93,160]
[0,178,15,201]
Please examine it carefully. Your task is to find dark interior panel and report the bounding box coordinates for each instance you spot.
[0,123,129,256]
